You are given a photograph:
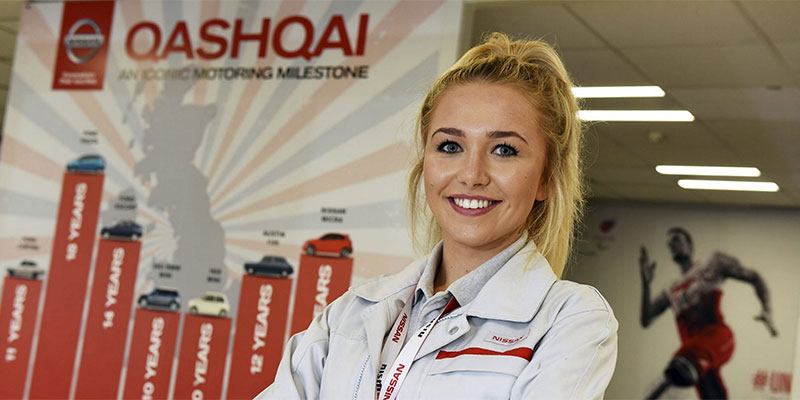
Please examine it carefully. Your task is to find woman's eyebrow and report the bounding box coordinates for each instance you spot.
[431,128,529,145]
[432,127,464,138]
[488,130,528,144]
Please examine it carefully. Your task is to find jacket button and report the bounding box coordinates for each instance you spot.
[448,327,458,335]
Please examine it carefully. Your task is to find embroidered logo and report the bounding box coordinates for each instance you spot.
[485,331,528,346]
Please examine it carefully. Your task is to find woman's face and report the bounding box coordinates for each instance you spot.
[424,83,548,253]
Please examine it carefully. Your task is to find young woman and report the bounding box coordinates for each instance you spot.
[259,33,618,399]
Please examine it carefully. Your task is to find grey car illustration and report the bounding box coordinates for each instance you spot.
[137,287,181,311]
[244,255,293,278]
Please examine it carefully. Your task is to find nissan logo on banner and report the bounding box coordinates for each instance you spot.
[52,1,115,90]
[63,18,105,64]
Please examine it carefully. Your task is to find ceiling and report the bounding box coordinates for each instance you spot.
[464,0,800,208]
[0,1,798,208]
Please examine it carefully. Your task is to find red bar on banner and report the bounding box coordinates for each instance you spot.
[122,309,180,400]
[173,314,231,400]
[0,277,43,399]
[75,239,142,399]
[290,255,353,335]
[30,172,104,399]
[52,1,115,90]
[227,275,292,399]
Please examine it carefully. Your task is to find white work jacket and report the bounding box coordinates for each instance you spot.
[259,242,618,399]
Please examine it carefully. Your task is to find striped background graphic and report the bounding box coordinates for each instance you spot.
[0,0,455,323]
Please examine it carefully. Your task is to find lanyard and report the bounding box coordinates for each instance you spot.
[376,293,458,400]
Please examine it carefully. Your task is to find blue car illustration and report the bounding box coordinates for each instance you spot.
[138,287,181,311]
[67,154,105,173]
[101,220,142,240]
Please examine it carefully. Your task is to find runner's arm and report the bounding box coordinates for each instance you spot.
[641,290,670,328]
[716,253,777,336]
[640,246,670,327]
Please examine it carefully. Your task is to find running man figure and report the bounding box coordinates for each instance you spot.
[640,227,777,399]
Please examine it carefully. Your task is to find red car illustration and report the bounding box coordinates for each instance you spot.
[303,233,353,258]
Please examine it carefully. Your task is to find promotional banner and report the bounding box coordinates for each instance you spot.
[569,202,799,399]
[0,0,459,396]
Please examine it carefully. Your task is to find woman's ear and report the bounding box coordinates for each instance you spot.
[535,178,548,201]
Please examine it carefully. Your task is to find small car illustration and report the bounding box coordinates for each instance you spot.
[244,256,293,278]
[138,287,181,311]
[66,154,105,174]
[101,220,142,240]
[188,292,230,317]
[7,260,44,279]
[303,233,353,258]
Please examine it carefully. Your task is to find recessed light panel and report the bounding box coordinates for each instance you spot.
[578,110,695,122]
[572,86,665,98]
[678,179,779,192]
[656,165,761,177]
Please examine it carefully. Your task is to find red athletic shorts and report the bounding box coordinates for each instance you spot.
[674,323,734,376]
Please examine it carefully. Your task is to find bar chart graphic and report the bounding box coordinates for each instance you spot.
[75,238,142,399]
[173,314,231,400]
[228,275,292,398]
[29,172,104,399]
[0,277,42,399]
[290,255,353,336]
[122,309,180,400]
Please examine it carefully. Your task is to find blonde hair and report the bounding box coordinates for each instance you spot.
[407,33,585,277]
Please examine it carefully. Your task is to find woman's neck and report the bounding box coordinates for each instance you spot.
[432,233,522,293]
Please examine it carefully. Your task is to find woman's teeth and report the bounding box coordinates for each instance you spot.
[453,198,493,209]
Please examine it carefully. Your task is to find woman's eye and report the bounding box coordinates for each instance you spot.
[493,144,518,157]
[437,141,462,153]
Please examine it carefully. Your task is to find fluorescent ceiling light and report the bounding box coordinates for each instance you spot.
[572,86,665,98]
[656,165,761,177]
[678,179,779,192]
[578,110,695,122]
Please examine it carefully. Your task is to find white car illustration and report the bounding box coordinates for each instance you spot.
[188,291,230,318]
[7,260,45,279]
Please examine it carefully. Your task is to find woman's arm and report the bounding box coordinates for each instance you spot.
[511,288,619,399]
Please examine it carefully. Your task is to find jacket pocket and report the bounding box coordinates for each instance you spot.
[429,351,529,376]
[419,352,529,399]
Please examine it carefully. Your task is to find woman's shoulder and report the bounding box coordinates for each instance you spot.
[544,279,615,321]
[347,257,429,302]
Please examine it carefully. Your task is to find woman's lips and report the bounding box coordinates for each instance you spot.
[447,196,501,216]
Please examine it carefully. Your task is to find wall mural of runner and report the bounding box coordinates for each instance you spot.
[568,202,798,400]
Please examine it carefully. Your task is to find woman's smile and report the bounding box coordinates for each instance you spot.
[447,195,501,215]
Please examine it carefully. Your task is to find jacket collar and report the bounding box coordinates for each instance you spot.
[353,250,438,374]
[351,240,556,323]
[464,241,557,323]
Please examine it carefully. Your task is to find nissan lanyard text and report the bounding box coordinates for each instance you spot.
[376,292,459,400]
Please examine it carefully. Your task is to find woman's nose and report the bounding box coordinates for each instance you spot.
[458,150,490,187]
